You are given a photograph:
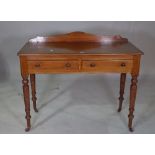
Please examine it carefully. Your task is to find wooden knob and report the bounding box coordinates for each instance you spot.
[65,63,71,68]
[90,63,96,67]
[35,64,41,68]
[120,63,126,67]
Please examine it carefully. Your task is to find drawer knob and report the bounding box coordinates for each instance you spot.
[90,63,96,67]
[35,64,41,68]
[120,63,126,67]
[65,63,71,68]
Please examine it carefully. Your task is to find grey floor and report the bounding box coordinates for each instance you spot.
[0,73,155,134]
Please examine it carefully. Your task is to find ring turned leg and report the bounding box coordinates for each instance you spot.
[128,74,138,132]
[118,73,126,112]
[22,75,31,132]
[30,74,38,112]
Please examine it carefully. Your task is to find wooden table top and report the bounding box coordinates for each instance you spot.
[18,32,143,55]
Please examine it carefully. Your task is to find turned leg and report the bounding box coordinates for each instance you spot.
[118,73,126,112]
[22,75,31,132]
[30,74,38,112]
[128,74,138,132]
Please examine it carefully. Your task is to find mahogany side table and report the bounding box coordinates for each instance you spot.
[18,32,143,132]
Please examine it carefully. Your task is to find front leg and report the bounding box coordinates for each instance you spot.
[128,74,138,132]
[30,74,38,112]
[22,74,31,132]
[118,73,126,112]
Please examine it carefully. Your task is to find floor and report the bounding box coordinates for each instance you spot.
[0,73,155,134]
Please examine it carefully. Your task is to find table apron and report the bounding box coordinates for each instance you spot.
[26,59,133,74]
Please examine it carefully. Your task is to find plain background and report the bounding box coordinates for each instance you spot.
[0,21,155,133]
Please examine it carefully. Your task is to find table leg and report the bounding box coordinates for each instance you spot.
[118,73,126,112]
[30,74,38,112]
[22,74,31,132]
[128,74,138,132]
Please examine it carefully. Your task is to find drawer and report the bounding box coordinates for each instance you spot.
[27,60,79,73]
[82,60,133,73]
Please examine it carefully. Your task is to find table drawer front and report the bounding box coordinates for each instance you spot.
[82,60,133,73]
[28,60,79,73]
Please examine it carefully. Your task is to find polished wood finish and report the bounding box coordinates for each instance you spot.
[18,31,142,55]
[118,73,126,112]
[28,60,80,73]
[31,31,128,43]
[82,60,132,73]
[30,74,38,112]
[18,31,143,132]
